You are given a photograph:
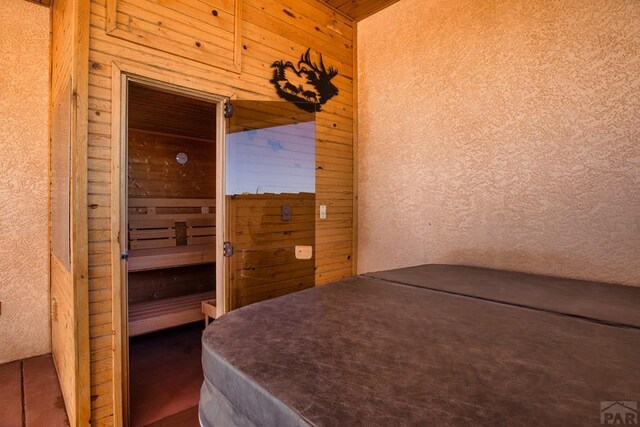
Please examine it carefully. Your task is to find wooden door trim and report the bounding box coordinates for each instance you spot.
[110,61,126,427]
[110,61,228,425]
[72,0,91,425]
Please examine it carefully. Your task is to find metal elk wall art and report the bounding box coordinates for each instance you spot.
[270,48,340,113]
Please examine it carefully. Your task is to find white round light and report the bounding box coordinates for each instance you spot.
[176,152,188,165]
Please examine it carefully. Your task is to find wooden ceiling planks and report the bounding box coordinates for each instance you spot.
[128,83,217,141]
[24,0,51,6]
[323,0,402,20]
[30,0,401,20]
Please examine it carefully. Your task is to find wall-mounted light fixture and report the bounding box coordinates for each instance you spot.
[176,152,188,165]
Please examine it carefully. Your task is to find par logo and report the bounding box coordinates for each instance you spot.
[601,401,638,425]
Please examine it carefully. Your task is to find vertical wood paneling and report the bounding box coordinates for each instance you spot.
[50,256,76,426]
[86,0,355,423]
[72,0,91,425]
[50,0,91,426]
[50,1,75,425]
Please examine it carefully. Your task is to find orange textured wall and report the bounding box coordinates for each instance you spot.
[0,0,51,363]
[357,0,640,285]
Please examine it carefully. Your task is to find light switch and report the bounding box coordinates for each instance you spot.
[282,204,291,221]
[295,245,313,260]
[319,205,327,219]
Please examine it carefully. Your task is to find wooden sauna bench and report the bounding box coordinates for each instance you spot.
[127,198,216,336]
[128,291,216,337]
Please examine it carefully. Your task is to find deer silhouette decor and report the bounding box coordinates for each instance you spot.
[270,48,339,113]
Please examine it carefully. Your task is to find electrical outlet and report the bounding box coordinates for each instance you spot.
[319,205,327,219]
[295,245,313,260]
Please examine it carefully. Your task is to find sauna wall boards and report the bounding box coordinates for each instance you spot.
[105,0,243,72]
[128,265,215,305]
[50,0,91,426]
[51,0,357,424]
[51,79,72,270]
[127,129,216,199]
[227,193,316,310]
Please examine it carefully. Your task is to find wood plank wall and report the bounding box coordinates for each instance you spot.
[228,193,316,309]
[50,0,76,424]
[128,129,216,199]
[86,0,355,424]
[50,0,91,426]
[128,265,215,305]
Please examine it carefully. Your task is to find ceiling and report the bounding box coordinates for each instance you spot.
[324,0,402,20]
[128,82,217,141]
[25,0,51,6]
[27,0,400,21]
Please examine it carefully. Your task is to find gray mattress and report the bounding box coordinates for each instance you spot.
[199,264,640,426]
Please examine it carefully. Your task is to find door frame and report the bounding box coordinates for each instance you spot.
[110,62,228,426]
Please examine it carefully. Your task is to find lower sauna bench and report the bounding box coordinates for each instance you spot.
[128,291,216,337]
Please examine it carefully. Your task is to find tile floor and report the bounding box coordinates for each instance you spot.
[0,324,203,427]
[0,354,69,427]
[129,322,203,427]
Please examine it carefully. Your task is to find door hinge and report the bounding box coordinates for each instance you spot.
[224,101,234,118]
[121,250,128,261]
[51,298,58,322]
[223,242,234,257]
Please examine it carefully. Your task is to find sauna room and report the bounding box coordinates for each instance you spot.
[125,81,217,425]
[0,0,638,426]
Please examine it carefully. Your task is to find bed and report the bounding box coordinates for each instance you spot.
[199,264,640,426]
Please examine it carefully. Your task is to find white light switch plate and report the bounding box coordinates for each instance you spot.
[295,245,313,260]
[319,205,327,219]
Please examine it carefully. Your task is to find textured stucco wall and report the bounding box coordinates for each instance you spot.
[357,0,640,285]
[0,0,51,363]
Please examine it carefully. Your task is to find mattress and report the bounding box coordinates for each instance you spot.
[200,264,640,426]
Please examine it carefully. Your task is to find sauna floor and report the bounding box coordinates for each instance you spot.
[0,354,70,427]
[129,322,204,427]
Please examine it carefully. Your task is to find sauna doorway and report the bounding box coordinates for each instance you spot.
[120,79,225,426]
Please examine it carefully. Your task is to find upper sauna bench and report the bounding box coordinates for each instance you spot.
[127,198,216,272]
